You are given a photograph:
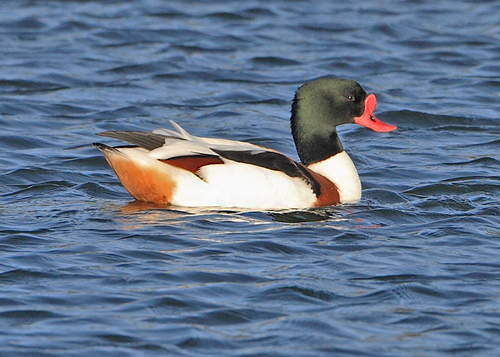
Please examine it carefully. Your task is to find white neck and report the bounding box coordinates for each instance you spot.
[307,151,361,203]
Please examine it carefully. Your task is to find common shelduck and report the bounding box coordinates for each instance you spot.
[94,77,396,209]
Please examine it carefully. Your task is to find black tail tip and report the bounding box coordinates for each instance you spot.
[93,142,112,152]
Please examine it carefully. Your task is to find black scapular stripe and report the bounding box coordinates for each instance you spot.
[213,149,321,197]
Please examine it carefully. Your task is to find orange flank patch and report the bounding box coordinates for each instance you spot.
[308,170,340,207]
[160,155,224,174]
[103,151,176,204]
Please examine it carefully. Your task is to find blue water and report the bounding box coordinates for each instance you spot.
[1,0,500,356]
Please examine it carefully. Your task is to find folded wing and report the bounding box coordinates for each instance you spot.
[97,120,327,198]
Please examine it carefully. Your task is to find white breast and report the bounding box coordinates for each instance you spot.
[307,151,361,203]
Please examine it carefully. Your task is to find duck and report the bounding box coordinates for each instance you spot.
[94,77,396,209]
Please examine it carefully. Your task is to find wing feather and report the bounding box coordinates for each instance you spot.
[212,149,321,196]
[97,121,323,196]
[96,131,172,151]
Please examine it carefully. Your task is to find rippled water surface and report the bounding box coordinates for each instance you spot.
[1,1,500,356]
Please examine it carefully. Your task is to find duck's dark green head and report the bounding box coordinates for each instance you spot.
[291,77,396,165]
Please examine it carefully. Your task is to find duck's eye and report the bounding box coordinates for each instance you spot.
[347,94,355,101]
